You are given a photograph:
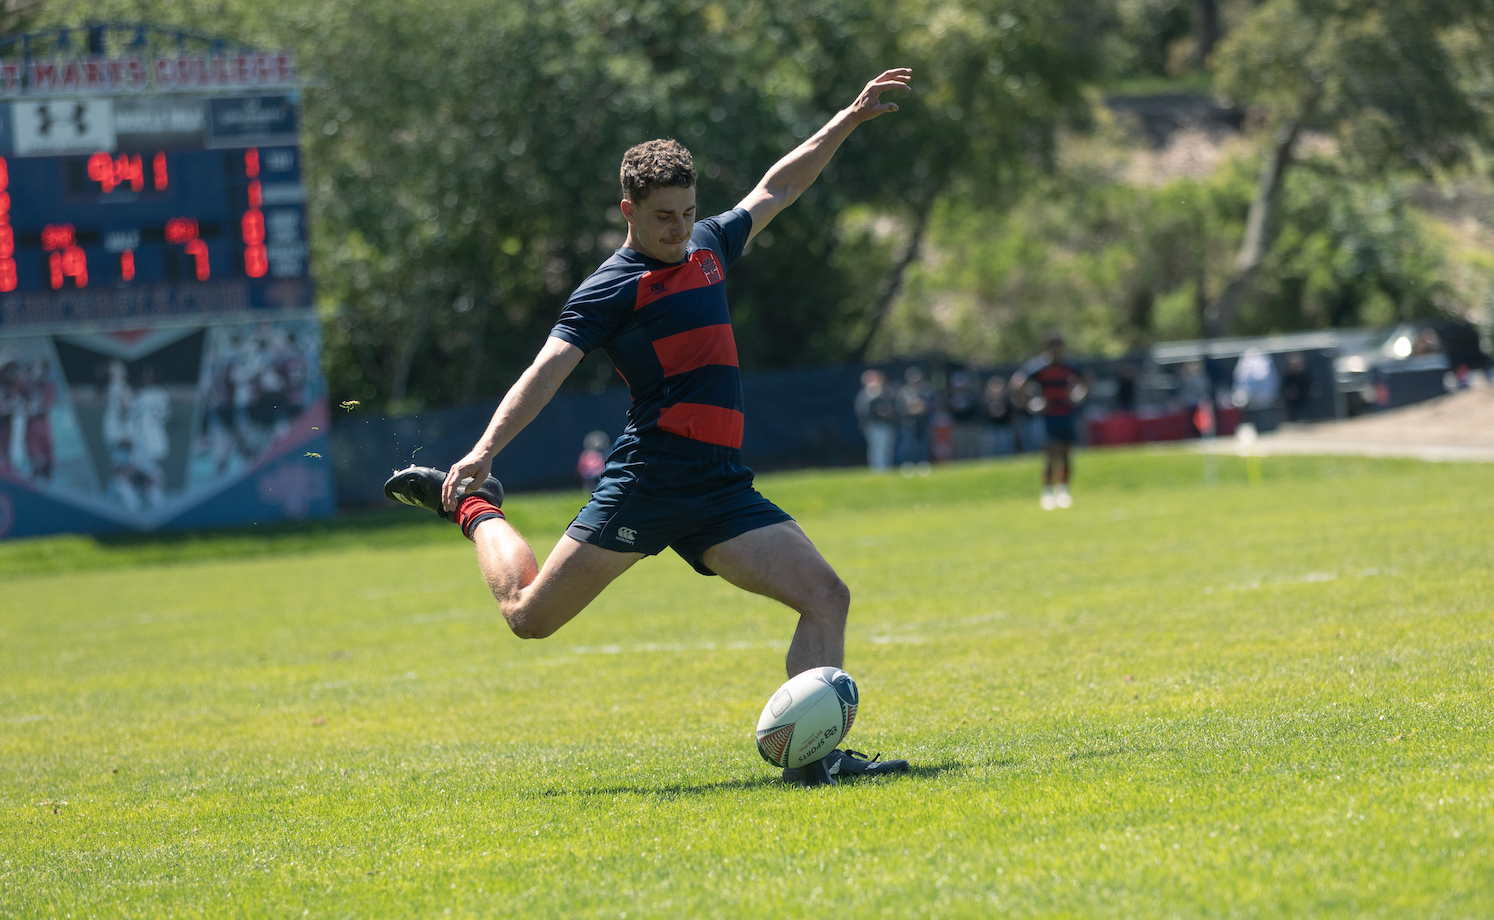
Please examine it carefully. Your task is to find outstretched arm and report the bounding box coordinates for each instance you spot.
[736,68,911,243]
[440,336,584,511]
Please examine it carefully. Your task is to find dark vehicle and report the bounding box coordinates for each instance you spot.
[1333,321,1488,415]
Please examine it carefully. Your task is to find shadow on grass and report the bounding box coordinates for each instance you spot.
[0,506,456,579]
[89,505,439,548]
[545,760,970,799]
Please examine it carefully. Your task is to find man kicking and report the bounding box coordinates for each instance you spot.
[384,69,914,787]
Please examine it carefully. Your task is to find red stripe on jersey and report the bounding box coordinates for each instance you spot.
[657,402,744,448]
[635,250,721,311]
[651,324,739,377]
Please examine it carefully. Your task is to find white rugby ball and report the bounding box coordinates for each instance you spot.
[755,667,859,769]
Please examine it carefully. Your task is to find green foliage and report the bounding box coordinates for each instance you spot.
[881,143,1457,363]
[24,0,1097,409]
[1213,0,1494,172]
[4,452,1493,916]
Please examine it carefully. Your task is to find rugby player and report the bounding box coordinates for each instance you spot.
[384,70,914,786]
[1013,332,1087,509]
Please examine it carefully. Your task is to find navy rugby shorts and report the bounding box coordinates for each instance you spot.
[565,430,794,576]
[1043,413,1077,444]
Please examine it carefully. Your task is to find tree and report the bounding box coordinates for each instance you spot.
[1204,0,1494,337]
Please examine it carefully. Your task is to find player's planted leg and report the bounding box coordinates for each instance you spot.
[701,520,849,675]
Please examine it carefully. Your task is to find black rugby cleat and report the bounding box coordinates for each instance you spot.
[782,749,909,787]
[828,749,910,779]
[383,466,504,522]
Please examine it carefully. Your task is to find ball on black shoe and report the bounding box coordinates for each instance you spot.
[755,667,858,769]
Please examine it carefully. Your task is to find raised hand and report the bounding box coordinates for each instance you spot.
[847,68,912,123]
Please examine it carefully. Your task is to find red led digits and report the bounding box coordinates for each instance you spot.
[87,152,145,194]
[42,224,76,250]
[0,155,12,292]
[121,249,135,281]
[185,239,210,281]
[242,206,267,278]
[88,152,117,193]
[165,217,199,244]
[165,217,208,281]
[62,247,87,286]
[153,152,168,191]
[241,148,268,277]
[123,154,144,192]
[43,223,86,289]
[49,248,87,289]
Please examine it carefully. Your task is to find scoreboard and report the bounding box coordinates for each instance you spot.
[0,93,311,329]
[0,47,333,539]
[4,145,303,294]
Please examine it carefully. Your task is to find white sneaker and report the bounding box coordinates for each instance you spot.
[1040,488,1057,510]
[1055,485,1072,509]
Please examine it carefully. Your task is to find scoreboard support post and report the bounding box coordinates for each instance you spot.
[0,27,332,539]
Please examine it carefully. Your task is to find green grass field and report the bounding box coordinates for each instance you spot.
[3,450,1491,918]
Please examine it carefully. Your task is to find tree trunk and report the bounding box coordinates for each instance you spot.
[852,192,937,362]
[1192,0,1220,70]
[461,231,495,404]
[388,300,433,408]
[460,288,494,404]
[1203,118,1303,338]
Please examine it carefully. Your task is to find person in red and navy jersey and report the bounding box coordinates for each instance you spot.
[383,70,915,786]
[1012,332,1088,510]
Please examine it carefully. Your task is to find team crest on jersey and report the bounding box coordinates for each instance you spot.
[698,251,723,284]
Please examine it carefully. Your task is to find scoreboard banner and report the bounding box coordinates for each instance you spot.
[0,41,332,539]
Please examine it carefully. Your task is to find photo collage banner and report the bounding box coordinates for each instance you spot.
[0,316,333,538]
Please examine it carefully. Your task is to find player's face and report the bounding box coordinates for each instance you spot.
[621,185,696,263]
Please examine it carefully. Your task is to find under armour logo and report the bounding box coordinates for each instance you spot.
[616,526,637,544]
[650,282,666,294]
[35,103,90,137]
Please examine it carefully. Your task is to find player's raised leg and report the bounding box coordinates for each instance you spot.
[384,463,642,638]
[470,523,642,638]
[700,520,849,676]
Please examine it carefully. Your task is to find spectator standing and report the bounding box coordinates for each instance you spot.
[980,375,1016,456]
[1281,353,1314,422]
[577,430,610,492]
[1177,359,1214,436]
[946,370,981,460]
[853,370,897,471]
[1114,362,1138,412]
[896,366,933,465]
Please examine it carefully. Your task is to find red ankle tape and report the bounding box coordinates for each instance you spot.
[456,496,504,540]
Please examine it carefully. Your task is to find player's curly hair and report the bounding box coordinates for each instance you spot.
[619,139,696,203]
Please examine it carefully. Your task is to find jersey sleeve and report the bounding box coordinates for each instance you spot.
[692,207,753,271]
[549,271,634,356]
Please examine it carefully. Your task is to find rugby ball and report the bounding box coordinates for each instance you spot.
[755,667,858,769]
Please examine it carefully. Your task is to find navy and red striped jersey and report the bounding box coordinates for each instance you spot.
[1031,361,1082,417]
[549,208,751,448]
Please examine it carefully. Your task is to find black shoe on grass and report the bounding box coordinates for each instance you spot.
[781,749,909,787]
[828,749,910,779]
[383,466,504,522]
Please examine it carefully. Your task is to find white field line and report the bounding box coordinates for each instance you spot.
[1205,567,1398,595]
